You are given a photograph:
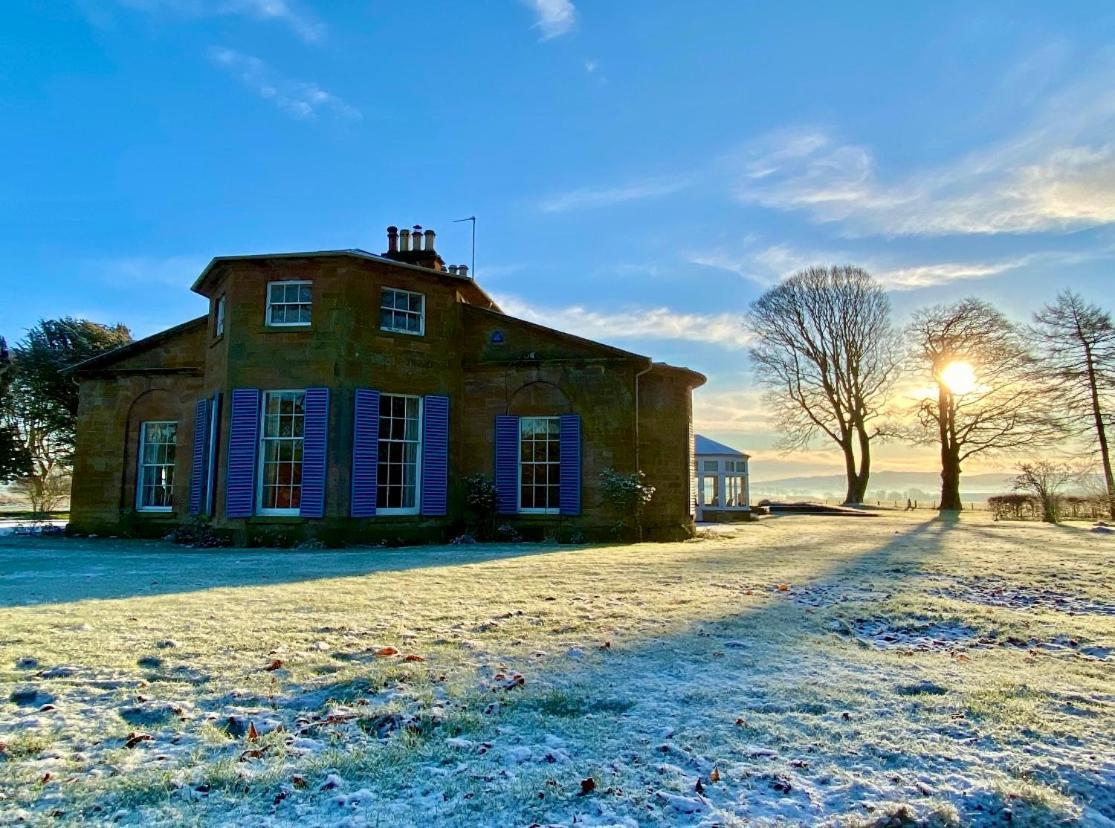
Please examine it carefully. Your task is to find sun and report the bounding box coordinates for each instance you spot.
[939,360,977,395]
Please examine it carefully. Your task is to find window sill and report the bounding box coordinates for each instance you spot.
[378,326,425,338]
[136,509,176,516]
[517,509,561,516]
[377,509,421,517]
[263,324,312,331]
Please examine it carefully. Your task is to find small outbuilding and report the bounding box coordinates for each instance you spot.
[694,435,750,521]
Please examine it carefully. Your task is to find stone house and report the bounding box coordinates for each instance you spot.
[69,227,705,543]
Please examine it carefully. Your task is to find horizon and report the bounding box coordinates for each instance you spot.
[3,2,1113,480]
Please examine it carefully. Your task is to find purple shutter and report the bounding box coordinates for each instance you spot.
[495,415,519,515]
[299,387,330,518]
[189,399,209,516]
[559,414,582,516]
[225,388,260,518]
[351,389,380,517]
[205,393,222,517]
[420,395,449,516]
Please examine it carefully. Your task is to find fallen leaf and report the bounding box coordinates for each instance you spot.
[124,733,152,749]
[291,775,307,789]
[695,778,705,795]
[777,583,790,592]
[710,767,721,783]
[375,647,399,657]
[247,721,259,742]
[577,777,595,796]
[403,654,424,662]
[239,749,264,761]
[40,772,53,784]
[265,659,284,671]
[734,718,747,726]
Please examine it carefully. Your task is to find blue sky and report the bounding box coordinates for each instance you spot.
[3,1,1114,479]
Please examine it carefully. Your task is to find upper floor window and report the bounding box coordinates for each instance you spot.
[378,394,422,514]
[137,421,177,511]
[267,281,312,327]
[214,295,226,338]
[380,288,425,335]
[258,390,305,515]
[519,416,560,513]
[702,460,719,472]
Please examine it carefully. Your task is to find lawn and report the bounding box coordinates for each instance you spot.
[1,513,1112,826]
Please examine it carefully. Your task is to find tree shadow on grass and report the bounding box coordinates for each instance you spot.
[0,536,605,608]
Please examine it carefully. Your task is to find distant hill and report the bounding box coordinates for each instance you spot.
[750,471,1015,503]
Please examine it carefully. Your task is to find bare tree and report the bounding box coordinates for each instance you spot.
[748,266,899,504]
[906,299,1062,511]
[1013,461,1076,524]
[1031,291,1115,519]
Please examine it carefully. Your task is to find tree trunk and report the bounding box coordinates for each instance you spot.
[1082,342,1115,520]
[841,437,867,505]
[939,450,963,511]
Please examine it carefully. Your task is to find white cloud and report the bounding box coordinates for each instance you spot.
[117,0,325,42]
[523,0,576,40]
[208,47,360,120]
[689,243,1058,292]
[730,68,1115,236]
[537,177,690,212]
[495,295,750,350]
[693,387,770,433]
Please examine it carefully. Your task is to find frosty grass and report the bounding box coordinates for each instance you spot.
[1,511,1112,826]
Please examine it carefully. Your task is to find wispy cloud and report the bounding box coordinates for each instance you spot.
[495,295,750,350]
[686,242,1090,292]
[208,47,360,120]
[537,176,690,212]
[523,0,576,40]
[116,0,325,42]
[729,66,1115,236]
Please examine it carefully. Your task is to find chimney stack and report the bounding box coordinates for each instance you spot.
[382,223,446,271]
[458,264,468,278]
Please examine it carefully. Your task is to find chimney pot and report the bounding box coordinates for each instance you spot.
[386,225,398,254]
[458,264,469,278]
[399,228,411,251]
[448,265,459,275]
[424,229,436,252]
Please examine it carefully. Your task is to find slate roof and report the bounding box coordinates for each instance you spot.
[695,434,749,458]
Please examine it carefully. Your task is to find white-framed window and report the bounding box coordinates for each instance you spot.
[379,288,425,335]
[257,390,305,515]
[137,421,177,511]
[377,394,422,514]
[696,459,749,512]
[700,475,719,508]
[724,475,747,507]
[214,295,226,337]
[266,281,312,327]
[519,416,561,514]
